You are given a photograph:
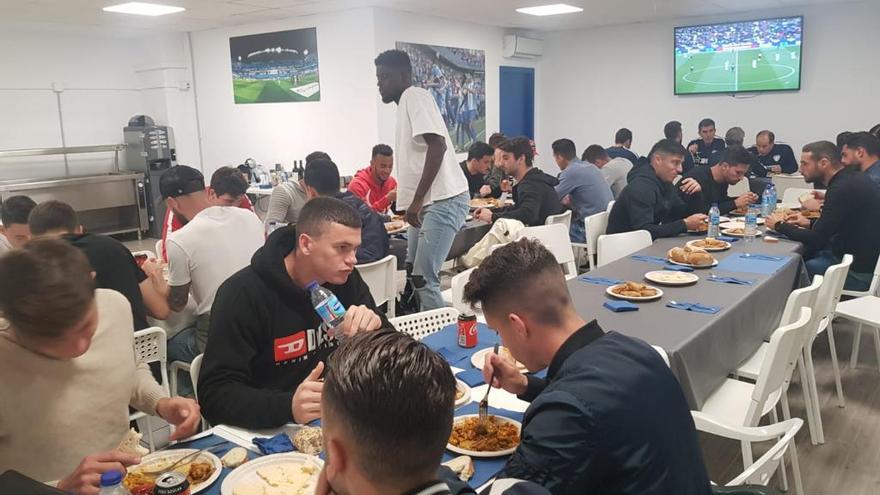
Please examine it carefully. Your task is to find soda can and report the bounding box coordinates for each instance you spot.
[154,472,190,495]
[457,314,477,348]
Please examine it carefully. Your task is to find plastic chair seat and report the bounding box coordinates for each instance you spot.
[701,378,782,428]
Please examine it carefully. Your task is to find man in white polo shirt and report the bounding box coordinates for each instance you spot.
[375,49,469,311]
[160,165,264,371]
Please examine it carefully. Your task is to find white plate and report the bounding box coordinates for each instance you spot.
[471,346,527,373]
[384,221,407,234]
[454,379,472,408]
[447,414,522,458]
[644,270,699,286]
[720,219,764,229]
[220,452,323,495]
[722,228,763,238]
[605,283,664,301]
[666,258,718,269]
[127,449,222,494]
[686,239,732,252]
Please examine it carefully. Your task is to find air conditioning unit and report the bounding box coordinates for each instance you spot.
[503,35,543,59]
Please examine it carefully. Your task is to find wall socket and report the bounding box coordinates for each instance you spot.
[178,81,191,91]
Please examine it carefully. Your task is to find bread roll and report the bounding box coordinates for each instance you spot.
[668,247,687,263]
[688,251,714,266]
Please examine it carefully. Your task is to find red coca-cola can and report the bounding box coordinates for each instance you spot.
[457,314,478,348]
[154,472,190,495]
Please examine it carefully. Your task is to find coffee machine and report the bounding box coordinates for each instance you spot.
[122,115,177,238]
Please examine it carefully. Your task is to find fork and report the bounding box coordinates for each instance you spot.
[138,443,225,475]
[479,342,500,424]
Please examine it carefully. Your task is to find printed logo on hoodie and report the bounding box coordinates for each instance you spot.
[273,327,338,364]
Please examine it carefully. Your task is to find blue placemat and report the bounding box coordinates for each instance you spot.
[422,323,498,366]
[442,403,525,487]
[456,368,485,387]
[716,253,792,275]
[578,275,624,286]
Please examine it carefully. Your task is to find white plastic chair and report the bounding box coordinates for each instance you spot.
[780,187,815,205]
[841,255,880,370]
[735,275,823,444]
[700,308,812,495]
[544,210,572,230]
[811,255,852,414]
[575,211,608,271]
[692,412,804,488]
[448,267,477,316]
[772,174,812,202]
[170,354,207,429]
[389,307,460,341]
[605,200,615,215]
[515,224,578,279]
[596,230,652,267]
[652,345,670,367]
[727,178,750,197]
[355,255,397,318]
[131,327,170,452]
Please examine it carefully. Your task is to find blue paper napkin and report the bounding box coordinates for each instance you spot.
[631,255,669,265]
[578,275,624,286]
[456,368,485,387]
[436,346,472,366]
[716,235,740,242]
[253,432,295,454]
[604,300,640,312]
[662,264,695,272]
[740,253,784,261]
[666,301,721,314]
[707,274,756,285]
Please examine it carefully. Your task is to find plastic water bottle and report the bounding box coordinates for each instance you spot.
[707,203,720,239]
[745,205,758,243]
[98,471,131,495]
[307,281,346,339]
[761,185,773,217]
[769,183,778,213]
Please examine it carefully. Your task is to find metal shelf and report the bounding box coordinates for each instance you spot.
[0,144,126,176]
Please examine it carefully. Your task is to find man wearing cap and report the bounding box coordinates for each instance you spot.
[160,165,265,373]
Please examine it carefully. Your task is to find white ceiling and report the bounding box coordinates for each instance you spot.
[0,0,858,35]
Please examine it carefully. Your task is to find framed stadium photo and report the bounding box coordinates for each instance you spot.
[396,41,485,153]
[230,27,320,104]
[674,16,803,95]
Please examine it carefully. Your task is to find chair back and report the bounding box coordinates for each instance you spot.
[779,275,823,326]
[133,327,170,394]
[605,200,616,215]
[772,175,813,202]
[544,209,572,230]
[190,354,204,398]
[728,178,750,197]
[584,211,608,270]
[515,224,577,278]
[596,230,652,267]
[746,308,812,426]
[780,187,814,205]
[355,255,397,317]
[389,308,460,341]
[652,345,670,367]
[814,254,853,321]
[450,267,476,315]
[842,254,880,298]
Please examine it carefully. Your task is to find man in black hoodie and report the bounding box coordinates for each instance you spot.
[474,137,563,226]
[608,139,707,240]
[198,197,391,429]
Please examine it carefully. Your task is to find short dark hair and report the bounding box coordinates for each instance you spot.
[614,128,632,144]
[1,195,36,226]
[374,49,412,72]
[648,138,687,161]
[210,166,248,198]
[698,118,716,130]
[582,144,610,163]
[488,132,507,149]
[303,159,341,195]
[467,141,494,161]
[160,165,205,199]
[844,131,880,157]
[372,144,393,158]
[0,238,95,339]
[718,145,752,169]
[551,139,577,160]
[297,196,361,239]
[305,151,332,164]
[870,123,880,140]
[498,137,533,167]
[803,141,842,166]
[757,130,775,143]
[663,121,682,140]
[28,200,78,235]
[324,330,455,486]
[463,238,569,325]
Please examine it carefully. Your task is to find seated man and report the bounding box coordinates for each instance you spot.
[608,139,706,239]
[605,128,639,164]
[767,141,880,291]
[583,145,631,199]
[0,195,36,253]
[317,330,550,495]
[29,200,169,330]
[160,166,254,261]
[198,198,390,429]
[303,158,389,264]
[748,130,799,175]
[348,144,398,214]
[473,137,563,227]
[681,145,758,215]
[0,239,199,493]
[664,121,695,173]
[266,151,330,225]
[487,132,509,194]
[552,139,613,242]
[460,141,500,199]
[461,239,712,495]
[687,118,726,166]
[161,165,265,366]
[841,131,880,188]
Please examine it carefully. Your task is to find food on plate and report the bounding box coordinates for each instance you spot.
[390,214,405,222]
[610,281,658,298]
[479,346,526,371]
[233,484,265,495]
[469,198,501,209]
[802,210,821,219]
[124,457,216,493]
[648,271,696,284]
[442,455,475,481]
[732,205,748,215]
[291,427,323,455]
[725,227,745,235]
[667,246,715,266]
[251,463,317,494]
[455,383,467,401]
[222,447,248,468]
[384,221,405,233]
[117,428,149,456]
[691,238,728,249]
[449,416,520,452]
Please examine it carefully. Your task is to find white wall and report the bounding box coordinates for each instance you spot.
[535,1,880,166]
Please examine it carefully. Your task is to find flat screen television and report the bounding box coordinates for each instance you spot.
[674,16,803,95]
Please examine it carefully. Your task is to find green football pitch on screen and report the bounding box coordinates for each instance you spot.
[233,72,321,104]
[675,46,801,95]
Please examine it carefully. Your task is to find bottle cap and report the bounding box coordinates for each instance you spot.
[306,281,319,291]
[100,470,123,487]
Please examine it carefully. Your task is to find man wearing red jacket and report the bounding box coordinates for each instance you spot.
[348,144,398,214]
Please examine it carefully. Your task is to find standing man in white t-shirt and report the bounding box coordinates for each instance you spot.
[159,165,265,377]
[375,49,469,310]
